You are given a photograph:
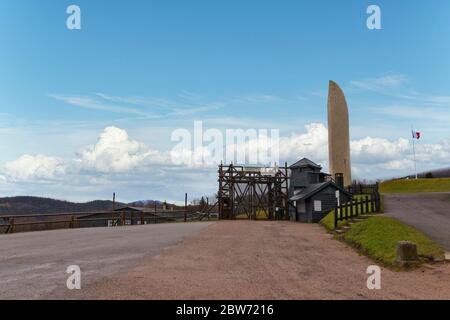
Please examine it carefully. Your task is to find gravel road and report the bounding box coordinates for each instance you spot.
[78,221,450,300]
[383,193,450,250]
[0,222,213,299]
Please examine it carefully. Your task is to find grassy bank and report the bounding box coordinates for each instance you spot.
[344,216,444,266]
[320,209,445,266]
[320,209,345,231]
[380,178,450,193]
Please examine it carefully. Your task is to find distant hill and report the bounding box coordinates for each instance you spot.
[404,167,450,179]
[0,196,127,216]
[128,200,163,207]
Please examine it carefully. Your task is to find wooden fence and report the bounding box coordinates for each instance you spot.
[346,182,379,195]
[334,193,381,229]
[0,209,218,235]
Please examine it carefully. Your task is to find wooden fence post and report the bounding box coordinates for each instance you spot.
[372,194,376,213]
[352,200,356,218]
[184,193,187,223]
[345,203,348,219]
[364,195,368,214]
[349,201,353,218]
[361,197,364,215]
[10,218,15,234]
[348,201,352,218]
[376,192,380,212]
[334,205,338,229]
[342,203,348,220]
[206,197,210,221]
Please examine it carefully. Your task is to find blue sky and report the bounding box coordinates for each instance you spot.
[1,1,449,203]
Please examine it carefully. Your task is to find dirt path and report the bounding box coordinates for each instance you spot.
[383,193,450,251]
[75,221,450,300]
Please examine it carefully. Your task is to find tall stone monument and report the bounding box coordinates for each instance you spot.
[327,80,352,186]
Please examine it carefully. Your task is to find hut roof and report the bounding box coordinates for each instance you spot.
[290,181,351,201]
[289,158,322,169]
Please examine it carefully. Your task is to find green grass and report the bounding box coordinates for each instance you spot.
[235,209,270,220]
[380,178,450,194]
[344,216,445,266]
[320,209,347,231]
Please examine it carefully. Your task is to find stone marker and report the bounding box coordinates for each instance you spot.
[327,80,352,187]
[445,252,450,261]
[396,241,419,266]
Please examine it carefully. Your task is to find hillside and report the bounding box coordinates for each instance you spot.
[128,200,163,207]
[0,196,127,216]
[380,178,450,194]
[404,167,450,179]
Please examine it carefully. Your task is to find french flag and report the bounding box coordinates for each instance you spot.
[412,130,421,140]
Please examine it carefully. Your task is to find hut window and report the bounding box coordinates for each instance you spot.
[314,200,322,212]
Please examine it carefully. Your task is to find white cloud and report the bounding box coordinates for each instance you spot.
[279,123,329,167]
[277,123,450,179]
[1,124,450,201]
[350,135,450,178]
[4,154,66,182]
[382,159,415,171]
[77,126,166,173]
[49,93,226,118]
[350,75,450,113]
[49,94,145,115]
[415,139,450,163]
[351,137,411,164]
[350,74,409,91]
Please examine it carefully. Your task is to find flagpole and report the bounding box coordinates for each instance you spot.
[411,125,418,180]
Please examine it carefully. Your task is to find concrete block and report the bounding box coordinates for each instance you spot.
[396,241,419,267]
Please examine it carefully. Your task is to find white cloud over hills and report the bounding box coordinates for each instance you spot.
[1,124,449,202]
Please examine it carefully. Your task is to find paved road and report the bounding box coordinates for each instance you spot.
[0,222,213,299]
[383,193,450,251]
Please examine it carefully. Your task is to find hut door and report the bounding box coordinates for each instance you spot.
[298,201,306,213]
